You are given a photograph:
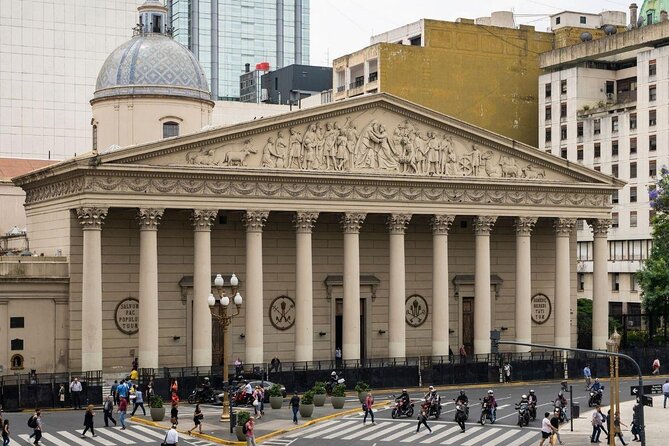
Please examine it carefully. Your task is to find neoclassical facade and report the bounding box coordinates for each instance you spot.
[12,94,622,372]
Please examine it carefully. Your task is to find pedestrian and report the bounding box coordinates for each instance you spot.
[162,424,179,446]
[550,408,563,445]
[259,386,265,417]
[252,386,262,418]
[234,357,243,376]
[2,419,9,446]
[187,403,203,435]
[170,400,179,425]
[103,395,116,427]
[110,380,118,406]
[503,362,512,383]
[128,368,138,383]
[459,344,467,363]
[663,379,669,409]
[117,379,129,402]
[613,411,628,445]
[130,385,146,416]
[28,408,42,446]
[70,377,83,409]
[652,357,660,375]
[630,402,640,442]
[131,357,138,371]
[170,378,179,402]
[584,364,592,390]
[335,347,342,367]
[81,404,97,438]
[416,409,432,434]
[362,391,375,425]
[245,416,257,446]
[118,397,128,430]
[57,383,66,408]
[289,392,300,424]
[146,381,155,399]
[539,412,555,446]
[591,405,604,443]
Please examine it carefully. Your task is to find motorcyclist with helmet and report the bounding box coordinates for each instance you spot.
[590,378,602,392]
[527,389,538,420]
[481,390,497,423]
[516,394,530,426]
[398,389,411,410]
[454,390,469,420]
[423,386,441,417]
[555,391,569,422]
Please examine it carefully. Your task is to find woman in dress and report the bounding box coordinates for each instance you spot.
[187,403,203,435]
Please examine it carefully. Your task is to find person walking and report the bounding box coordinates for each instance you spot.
[538,412,556,446]
[162,424,179,446]
[187,404,203,435]
[503,362,512,383]
[170,400,179,425]
[662,379,669,409]
[110,380,118,406]
[416,409,432,434]
[130,385,146,416]
[103,395,116,427]
[118,397,128,430]
[584,364,592,390]
[245,416,257,446]
[362,392,375,425]
[335,347,342,367]
[652,357,661,375]
[57,383,66,408]
[2,419,10,446]
[612,411,628,445]
[591,405,604,443]
[28,409,42,446]
[81,404,97,438]
[289,392,300,424]
[70,377,83,409]
[117,379,129,402]
[252,386,262,419]
[550,408,563,445]
[630,402,640,442]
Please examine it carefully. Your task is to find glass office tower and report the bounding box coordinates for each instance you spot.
[169,0,310,101]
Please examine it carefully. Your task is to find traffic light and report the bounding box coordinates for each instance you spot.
[490,329,500,354]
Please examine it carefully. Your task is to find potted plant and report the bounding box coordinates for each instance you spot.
[312,382,326,407]
[299,390,315,418]
[148,395,165,422]
[331,383,346,409]
[355,381,370,404]
[235,410,250,441]
[269,383,284,409]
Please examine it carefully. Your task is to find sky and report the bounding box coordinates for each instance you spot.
[309,0,635,66]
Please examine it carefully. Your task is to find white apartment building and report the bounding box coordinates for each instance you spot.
[538,16,669,324]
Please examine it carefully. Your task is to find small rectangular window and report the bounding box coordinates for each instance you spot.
[630,211,638,228]
[612,164,619,178]
[594,166,601,172]
[630,186,637,203]
[630,113,637,129]
[11,339,23,351]
[631,273,638,292]
[560,102,567,118]
[612,273,620,291]
[10,317,24,328]
[594,143,601,158]
[561,147,568,159]
[578,273,585,291]
[556,16,561,25]
[561,80,567,94]
[649,59,657,77]
[649,134,657,151]
[545,106,552,121]
[649,109,656,126]
[630,137,637,154]
[577,121,584,138]
[545,83,552,98]
[630,162,637,178]
[612,140,619,157]
[650,159,657,177]
[577,146,584,161]
[612,190,619,204]
[580,16,587,24]
[560,125,567,140]
[649,85,657,101]
[545,128,552,143]
[612,116,619,132]
[612,212,619,228]
[594,119,601,135]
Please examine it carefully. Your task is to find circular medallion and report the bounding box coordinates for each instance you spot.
[269,295,296,330]
[531,293,552,325]
[115,298,139,335]
[405,294,429,327]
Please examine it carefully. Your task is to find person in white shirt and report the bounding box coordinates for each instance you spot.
[539,411,556,446]
[663,379,669,408]
[163,424,178,446]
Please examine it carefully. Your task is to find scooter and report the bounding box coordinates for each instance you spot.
[516,402,530,427]
[391,397,414,419]
[588,387,604,407]
[479,398,496,425]
[421,396,442,419]
[325,374,346,395]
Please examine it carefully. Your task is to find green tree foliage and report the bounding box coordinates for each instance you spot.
[577,298,593,349]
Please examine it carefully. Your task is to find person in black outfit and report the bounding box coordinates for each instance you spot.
[170,400,179,425]
[81,405,96,438]
[289,392,300,424]
[416,409,432,433]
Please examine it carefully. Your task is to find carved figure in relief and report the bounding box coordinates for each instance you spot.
[186,149,215,165]
[499,156,521,178]
[426,131,441,174]
[438,134,452,175]
[481,151,501,177]
[315,123,326,166]
[288,128,303,169]
[322,122,338,170]
[470,144,482,176]
[302,124,319,169]
[275,131,287,168]
[446,143,457,176]
[223,139,256,166]
[343,118,358,170]
[394,120,418,173]
[522,164,546,179]
[414,131,428,174]
[355,121,398,170]
[334,127,349,171]
[261,137,280,168]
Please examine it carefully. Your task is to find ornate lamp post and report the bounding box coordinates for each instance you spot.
[607,329,622,446]
[208,273,242,421]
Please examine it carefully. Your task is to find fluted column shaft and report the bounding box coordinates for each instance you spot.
[294,212,318,362]
[514,217,537,353]
[138,208,164,369]
[431,215,454,357]
[77,207,108,372]
[554,218,576,348]
[341,213,366,361]
[191,209,217,367]
[591,219,612,350]
[244,211,269,364]
[474,216,497,355]
[388,214,412,358]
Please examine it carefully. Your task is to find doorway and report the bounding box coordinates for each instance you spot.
[335,298,367,361]
[462,297,474,356]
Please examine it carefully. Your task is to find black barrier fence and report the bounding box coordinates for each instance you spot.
[0,371,102,411]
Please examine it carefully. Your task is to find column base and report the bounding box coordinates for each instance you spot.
[592,335,608,351]
[473,339,490,356]
[388,342,405,359]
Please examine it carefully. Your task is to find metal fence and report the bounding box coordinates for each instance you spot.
[0,371,102,411]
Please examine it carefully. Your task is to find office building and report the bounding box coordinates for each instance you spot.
[260,64,331,105]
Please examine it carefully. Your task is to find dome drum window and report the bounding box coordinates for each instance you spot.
[163,121,180,138]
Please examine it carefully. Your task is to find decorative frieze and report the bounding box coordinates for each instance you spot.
[514,217,538,236]
[243,210,269,232]
[590,218,613,237]
[137,208,164,230]
[387,214,412,234]
[293,211,319,233]
[430,215,455,235]
[76,207,108,229]
[190,209,218,230]
[341,213,367,233]
[473,216,497,235]
[553,218,577,236]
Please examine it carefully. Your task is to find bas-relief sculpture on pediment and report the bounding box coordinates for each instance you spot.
[151,109,556,180]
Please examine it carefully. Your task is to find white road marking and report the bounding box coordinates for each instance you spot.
[506,430,539,446]
[286,420,336,437]
[303,420,358,438]
[361,422,407,441]
[461,426,502,445]
[420,425,462,444]
[58,430,98,445]
[323,420,367,439]
[41,433,71,446]
[341,421,391,440]
[94,428,136,445]
[131,424,165,438]
[439,426,482,444]
[400,424,444,442]
[484,429,524,446]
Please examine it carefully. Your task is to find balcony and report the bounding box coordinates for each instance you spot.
[368,72,378,82]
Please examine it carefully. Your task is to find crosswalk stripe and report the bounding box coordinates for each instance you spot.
[115,426,154,442]
[303,420,358,438]
[87,432,116,446]
[420,425,462,444]
[286,420,336,437]
[42,432,72,446]
[400,424,444,442]
[461,426,501,445]
[439,426,481,444]
[58,430,98,445]
[131,424,166,439]
[506,430,538,446]
[95,428,136,444]
[323,420,366,439]
[341,421,390,440]
[361,422,407,441]
[381,424,417,442]
[18,434,33,443]
[483,429,522,446]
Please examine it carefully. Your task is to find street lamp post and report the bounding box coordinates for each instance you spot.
[208,273,242,421]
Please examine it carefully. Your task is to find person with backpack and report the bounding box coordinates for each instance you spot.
[244,416,256,446]
[2,418,10,446]
[81,404,97,438]
[362,391,375,425]
[110,381,118,406]
[27,409,41,445]
[103,395,116,427]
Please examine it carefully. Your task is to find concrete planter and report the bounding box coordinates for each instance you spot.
[150,407,165,422]
[269,396,283,409]
[299,403,314,418]
[313,393,326,407]
[235,426,247,441]
[331,396,345,409]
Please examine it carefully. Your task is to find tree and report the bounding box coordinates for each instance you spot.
[577,298,593,349]
[636,167,669,339]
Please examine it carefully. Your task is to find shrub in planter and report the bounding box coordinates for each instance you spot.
[235,410,250,441]
[354,381,370,404]
[269,384,283,409]
[312,382,326,407]
[148,395,165,421]
[331,383,346,409]
[299,390,315,417]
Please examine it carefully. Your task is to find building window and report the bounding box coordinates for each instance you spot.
[611,116,618,132]
[577,241,593,261]
[11,339,23,350]
[10,354,24,370]
[560,102,567,118]
[561,147,568,159]
[578,273,585,291]
[577,145,584,161]
[593,119,601,135]
[649,134,657,151]
[650,208,656,222]
[630,113,637,129]
[594,166,601,171]
[577,219,584,230]
[630,211,638,228]
[612,164,619,178]
[630,137,637,154]
[162,121,179,138]
[594,143,601,158]
[92,125,98,152]
[649,59,657,76]
[630,186,637,203]
[612,212,619,228]
[649,109,656,126]
[545,128,552,143]
[612,273,620,291]
[612,140,619,157]
[577,121,584,138]
[560,79,567,94]
[556,16,561,24]
[612,190,619,204]
[650,159,657,177]
[545,83,552,98]
[409,35,421,46]
[545,105,552,121]
[649,85,657,101]
[630,162,637,178]
[10,317,24,328]
[560,125,567,140]
[580,16,587,24]
[631,273,638,292]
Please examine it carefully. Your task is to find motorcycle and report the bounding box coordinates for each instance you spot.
[479,398,496,425]
[187,387,218,404]
[421,396,442,419]
[230,388,254,407]
[588,387,604,407]
[516,402,530,427]
[528,401,537,421]
[391,397,414,419]
[554,401,569,423]
[325,375,346,395]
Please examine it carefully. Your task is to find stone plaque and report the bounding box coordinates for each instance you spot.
[531,293,552,325]
[269,295,295,331]
[405,294,429,327]
[115,298,139,335]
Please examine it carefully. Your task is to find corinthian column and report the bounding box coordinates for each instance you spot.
[243,210,269,364]
[514,217,537,353]
[77,206,108,371]
[137,208,164,369]
[341,212,366,361]
[554,218,576,348]
[294,211,318,362]
[191,209,217,367]
[388,213,412,358]
[431,215,455,357]
[474,216,497,355]
[591,219,612,350]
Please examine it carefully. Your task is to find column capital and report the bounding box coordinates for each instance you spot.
[589,218,612,237]
[554,218,577,236]
[473,216,497,235]
[137,208,164,230]
[340,212,366,233]
[76,207,108,230]
[293,211,319,233]
[430,215,455,235]
[190,209,218,231]
[243,210,269,232]
[387,213,412,234]
[514,217,538,235]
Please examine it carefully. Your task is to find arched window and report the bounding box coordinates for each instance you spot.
[11,354,24,370]
[163,121,179,138]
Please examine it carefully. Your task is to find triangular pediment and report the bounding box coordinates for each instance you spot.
[96,93,621,187]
